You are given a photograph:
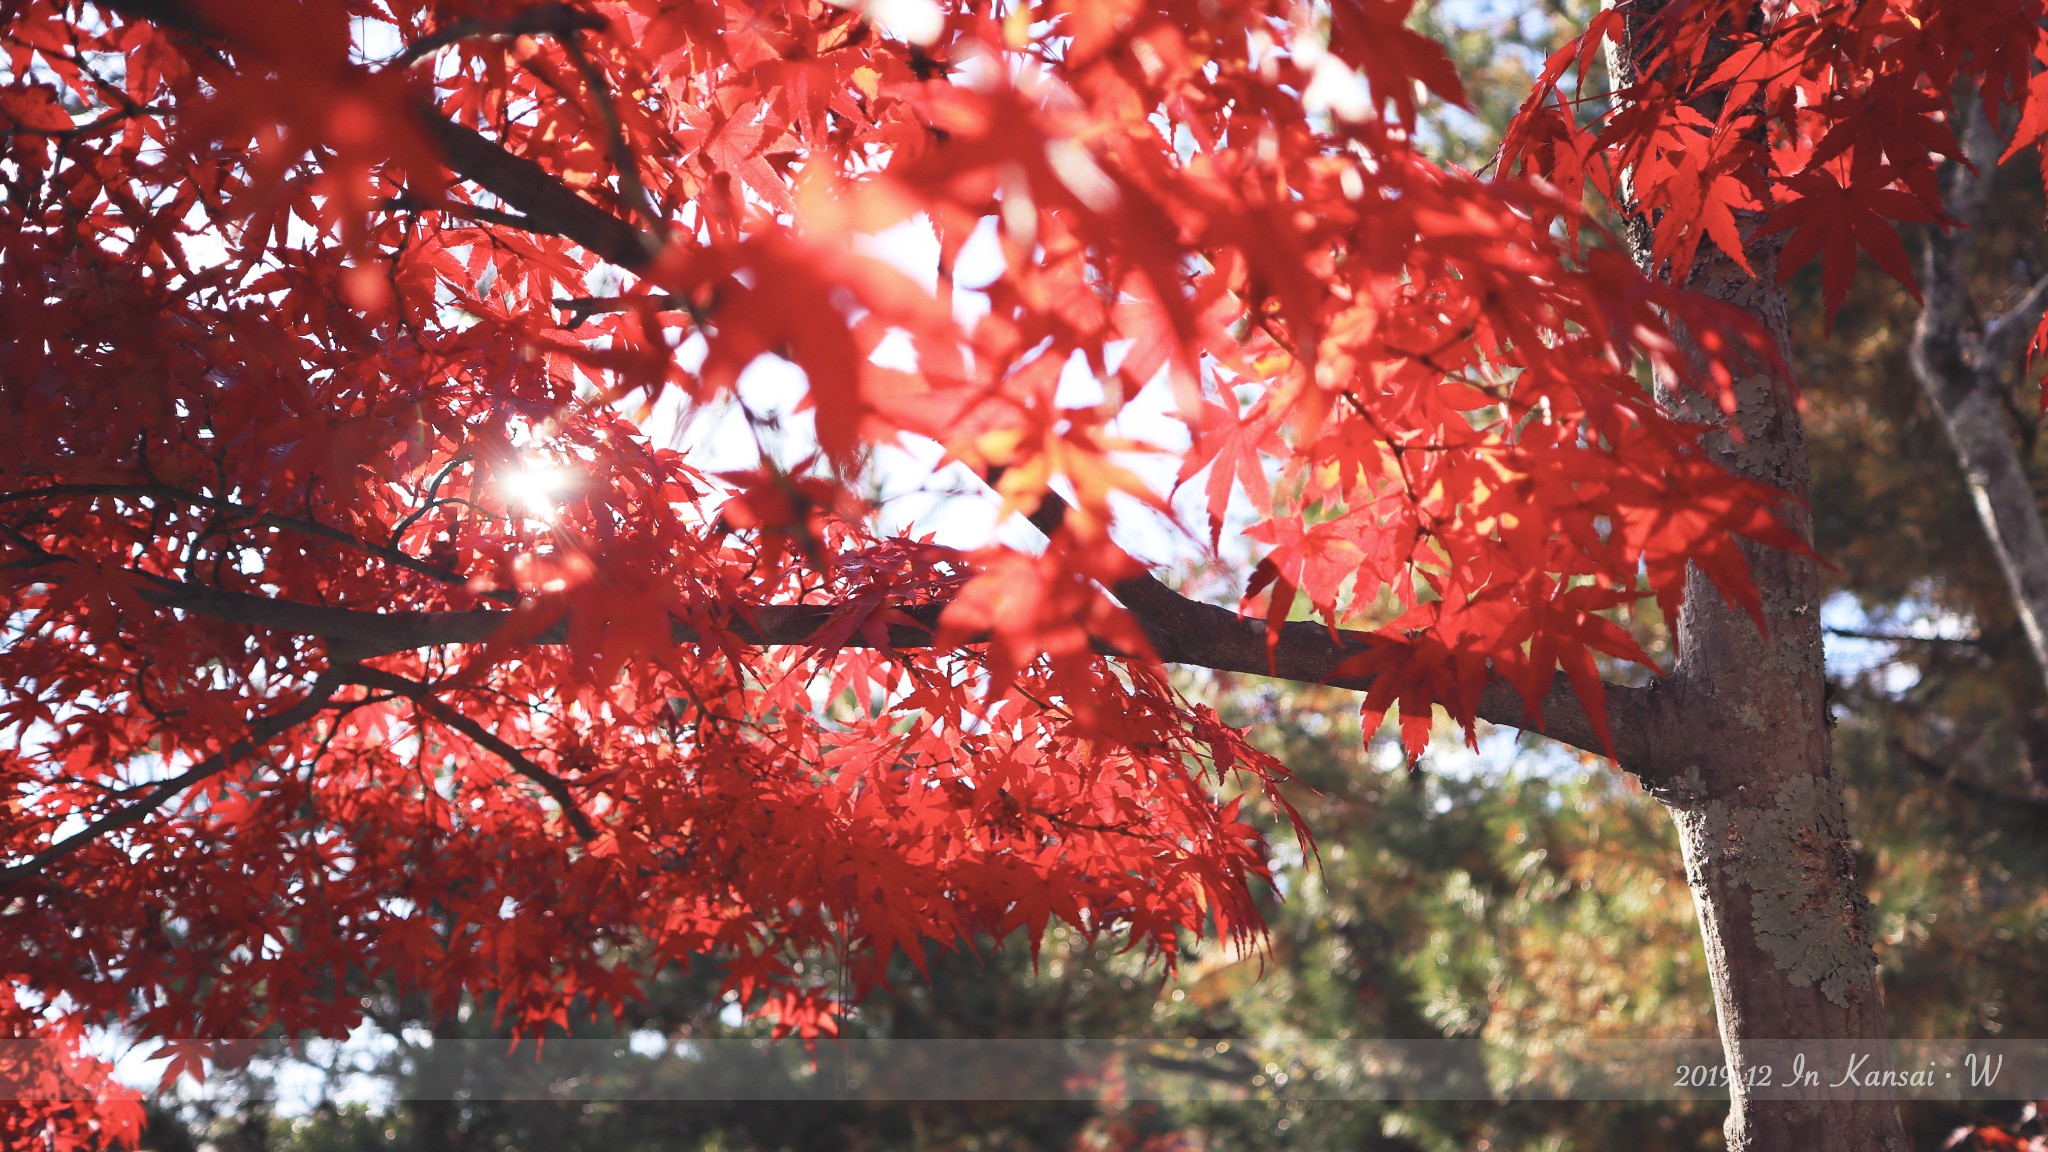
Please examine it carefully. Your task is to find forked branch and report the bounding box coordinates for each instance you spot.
[338,666,599,841]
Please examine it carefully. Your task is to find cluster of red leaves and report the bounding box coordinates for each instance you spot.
[2,0,2039,1133]
[1502,0,2048,321]
[0,1002,141,1149]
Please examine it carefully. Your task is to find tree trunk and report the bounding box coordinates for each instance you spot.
[1606,6,1906,1151]
[1643,236,1905,1152]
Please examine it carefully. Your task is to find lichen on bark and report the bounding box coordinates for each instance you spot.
[1674,774,1877,1007]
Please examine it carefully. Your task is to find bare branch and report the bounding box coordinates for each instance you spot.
[1981,268,2048,369]
[981,471,1672,776]
[1823,626,1982,647]
[561,34,669,242]
[101,0,662,272]
[553,294,695,330]
[384,193,547,236]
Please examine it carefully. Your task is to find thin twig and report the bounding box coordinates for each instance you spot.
[1823,626,1982,647]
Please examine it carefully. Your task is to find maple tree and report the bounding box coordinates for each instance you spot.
[5,1,2048,1150]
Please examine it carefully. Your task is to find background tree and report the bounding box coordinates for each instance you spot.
[7,3,2048,1152]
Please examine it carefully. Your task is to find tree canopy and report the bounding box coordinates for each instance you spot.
[8,1,2048,1149]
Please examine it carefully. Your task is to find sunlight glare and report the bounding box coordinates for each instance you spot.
[501,464,575,522]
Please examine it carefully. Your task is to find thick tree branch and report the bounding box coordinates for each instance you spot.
[101,566,1670,778]
[338,667,597,841]
[989,477,1673,776]
[416,114,660,269]
[0,671,347,887]
[1602,11,1906,1151]
[96,0,214,39]
[1909,97,2048,697]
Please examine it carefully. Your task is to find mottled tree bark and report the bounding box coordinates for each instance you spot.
[1608,5,1906,1150]
[1640,240,1904,1152]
